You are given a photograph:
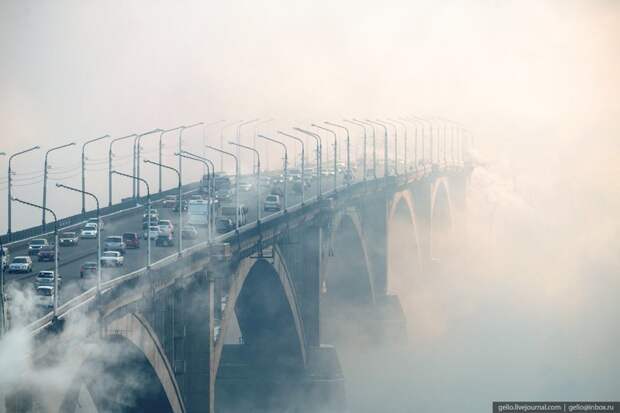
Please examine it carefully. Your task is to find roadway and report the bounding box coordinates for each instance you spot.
[4,173,346,320]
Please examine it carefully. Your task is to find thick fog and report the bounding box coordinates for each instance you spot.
[1,0,619,412]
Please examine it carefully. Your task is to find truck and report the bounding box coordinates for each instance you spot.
[187,199,211,226]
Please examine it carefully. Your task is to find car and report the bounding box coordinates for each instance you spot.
[163,195,177,208]
[264,194,282,212]
[103,236,125,254]
[215,217,234,234]
[87,218,104,231]
[144,225,160,240]
[100,251,124,267]
[37,245,58,262]
[28,239,48,255]
[122,232,140,249]
[34,271,62,289]
[155,232,174,247]
[181,225,199,240]
[173,200,188,212]
[34,286,54,309]
[59,231,79,247]
[239,182,253,192]
[8,256,33,273]
[80,261,98,278]
[80,223,98,239]
[158,219,174,235]
[1,246,9,271]
[215,189,232,202]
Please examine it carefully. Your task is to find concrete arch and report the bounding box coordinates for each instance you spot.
[430,177,455,259]
[387,190,423,293]
[214,246,307,377]
[60,313,184,413]
[324,208,376,306]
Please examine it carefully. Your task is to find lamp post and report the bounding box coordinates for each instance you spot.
[365,120,389,178]
[7,146,40,240]
[144,160,182,256]
[158,127,184,193]
[81,135,110,214]
[404,117,426,170]
[344,120,367,182]
[56,183,101,293]
[178,122,203,199]
[258,134,287,210]
[13,198,59,315]
[379,120,399,175]
[108,134,137,206]
[43,142,76,229]
[410,116,433,167]
[229,142,261,222]
[278,131,305,205]
[178,151,215,242]
[219,120,244,172]
[324,122,351,185]
[311,124,338,191]
[134,129,163,199]
[112,171,152,268]
[388,118,408,176]
[206,145,240,229]
[353,119,376,179]
[236,119,259,173]
[253,119,273,175]
[202,120,225,176]
[294,128,322,199]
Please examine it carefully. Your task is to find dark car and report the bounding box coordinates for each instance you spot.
[80,261,97,278]
[216,217,234,234]
[173,200,188,212]
[122,232,140,249]
[162,195,177,208]
[181,226,199,240]
[155,233,174,247]
[37,245,58,262]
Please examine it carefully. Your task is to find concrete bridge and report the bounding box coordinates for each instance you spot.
[4,162,471,413]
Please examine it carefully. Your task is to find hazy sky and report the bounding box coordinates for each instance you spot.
[1,0,619,231]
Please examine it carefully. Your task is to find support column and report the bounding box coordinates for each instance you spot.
[361,196,389,296]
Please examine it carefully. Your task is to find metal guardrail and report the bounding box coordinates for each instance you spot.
[27,164,466,335]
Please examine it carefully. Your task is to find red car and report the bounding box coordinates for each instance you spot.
[123,232,140,249]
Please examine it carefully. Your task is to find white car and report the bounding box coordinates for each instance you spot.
[35,271,62,289]
[8,256,33,273]
[34,286,54,309]
[158,219,174,234]
[144,225,160,240]
[80,223,98,239]
[87,218,104,231]
[100,251,124,267]
[264,194,282,212]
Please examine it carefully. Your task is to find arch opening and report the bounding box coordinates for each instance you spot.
[431,180,454,263]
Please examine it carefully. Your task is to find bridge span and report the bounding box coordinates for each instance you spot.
[4,162,471,413]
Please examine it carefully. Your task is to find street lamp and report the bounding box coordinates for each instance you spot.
[344,120,368,182]
[379,119,399,175]
[294,128,322,199]
[7,145,40,240]
[278,131,305,205]
[134,129,163,199]
[324,122,351,184]
[258,134,287,210]
[108,134,137,206]
[311,124,338,191]
[205,145,240,229]
[403,117,426,170]
[202,120,225,176]
[144,160,182,256]
[178,122,204,199]
[353,119,376,179]
[158,127,184,193]
[410,116,433,167]
[253,119,274,174]
[112,171,152,268]
[236,119,259,163]
[388,118,408,176]
[56,183,101,293]
[219,120,244,172]
[43,142,76,229]
[13,198,60,315]
[365,120,389,178]
[177,151,216,242]
[229,142,261,222]
[81,135,110,213]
